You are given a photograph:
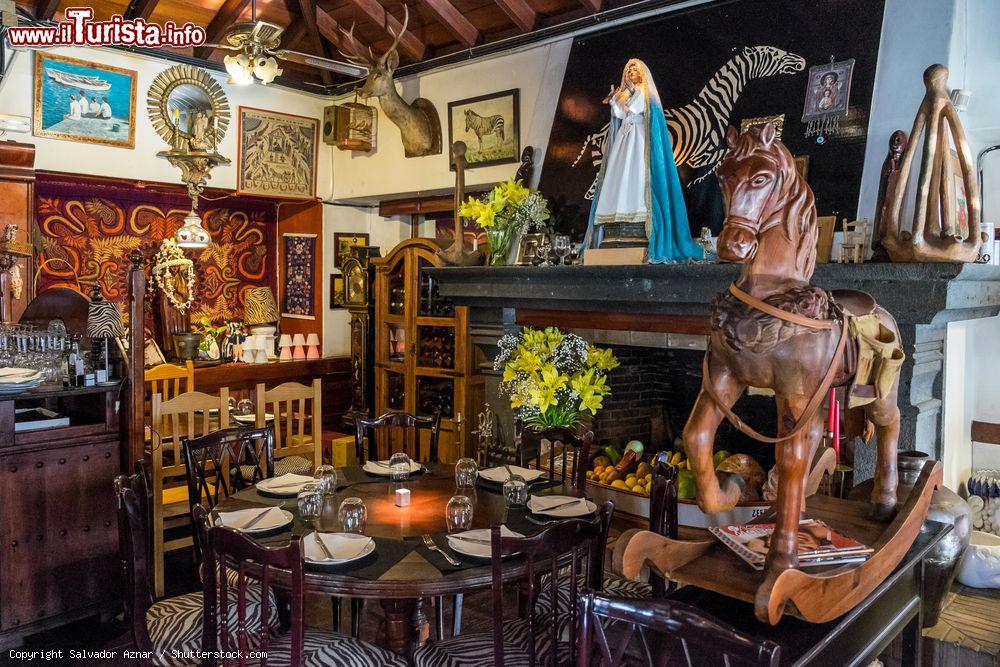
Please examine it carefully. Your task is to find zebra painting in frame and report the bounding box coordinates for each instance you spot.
[447,89,519,170]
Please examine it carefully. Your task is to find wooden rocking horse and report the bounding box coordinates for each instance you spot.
[619,123,940,625]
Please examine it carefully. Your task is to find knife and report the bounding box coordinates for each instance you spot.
[449,534,491,546]
[313,532,335,560]
[534,498,586,512]
[239,508,273,531]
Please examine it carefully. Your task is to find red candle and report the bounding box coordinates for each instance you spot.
[827,387,836,434]
[832,392,841,464]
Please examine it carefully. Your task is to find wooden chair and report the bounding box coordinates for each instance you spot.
[201,523,408,667]
[182,426,274,560]
[576,591,781,666]
[150,389,229,597]
[255,379,322,476]
[115,473,278,667]
[145,360,195,403]
[412,502,614,667]
[353,410,442,463]
[514,419,595,490]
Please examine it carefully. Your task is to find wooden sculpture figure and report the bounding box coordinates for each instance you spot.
[684,123,908,612]
[340,5,442,158]
[883,64,985,262]
[438,141,483,266]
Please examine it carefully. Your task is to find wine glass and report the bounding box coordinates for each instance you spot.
[314,464,338,496]
[455,458,478,489]
[389,452,412,482]
[338,497,368,534]
[446,495,474,533]
[553,235,571,265]
[297,482,323,527]
[534,240,551,266]
[503,474,528,508]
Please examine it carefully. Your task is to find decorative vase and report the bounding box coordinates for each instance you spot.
[198,333,220,360]
[898,450,972,627]
[487,228,512,267]
[173,333,200,361]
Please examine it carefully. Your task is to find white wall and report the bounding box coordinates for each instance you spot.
[0,45,333,198]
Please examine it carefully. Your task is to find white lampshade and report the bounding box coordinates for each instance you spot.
[292,333,306,347]
[175,209,211,249]
[305,333,320,346]
[279,334,293,348]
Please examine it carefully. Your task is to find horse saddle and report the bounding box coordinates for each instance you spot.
[831,290,905,409]
[831,289,876,317]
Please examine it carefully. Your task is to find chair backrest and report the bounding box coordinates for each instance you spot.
[151,390,231,489]
[491,501,614,667]
[353,410,442,463]
[646,460,679,597]
[576,592,781,667]
[202,522,302,666]
[256,379,322,467]
[145,361,195,404]
[114,473,155,665]
[514,419,594,490]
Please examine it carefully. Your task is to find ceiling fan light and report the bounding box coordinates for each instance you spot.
[224,53,254,86]
[176,209,211,248]
[253,56,282,85]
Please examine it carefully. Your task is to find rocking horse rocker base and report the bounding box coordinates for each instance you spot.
[618,460,941,625]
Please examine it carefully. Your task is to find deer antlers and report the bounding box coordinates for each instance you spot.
[340,3,410,68]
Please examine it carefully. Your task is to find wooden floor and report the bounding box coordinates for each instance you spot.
[923,584,1000,666]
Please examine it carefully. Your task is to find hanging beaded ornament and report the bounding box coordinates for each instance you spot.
[152,238,196,312]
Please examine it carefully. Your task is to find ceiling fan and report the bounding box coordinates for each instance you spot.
[202,4,367,85]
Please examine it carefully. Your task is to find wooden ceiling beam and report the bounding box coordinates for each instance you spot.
[34,0,61,20]
[315,6,349,52]
[123,0,160,21]
[297,0,333,85]
[194,0,250,60]
[420,0,479,48]
[341,0,425,61]
[281,20,310,52]
[492,0,536,32]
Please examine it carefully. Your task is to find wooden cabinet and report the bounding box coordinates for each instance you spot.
[0,386,122,648]
[373,239,482,462]
[0,141,36,323]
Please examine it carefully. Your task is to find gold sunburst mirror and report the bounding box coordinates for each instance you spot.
[147,64,231,149]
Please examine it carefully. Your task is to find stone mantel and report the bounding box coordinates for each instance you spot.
[428,262,1000,459]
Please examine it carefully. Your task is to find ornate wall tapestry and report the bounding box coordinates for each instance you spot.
[281,233,316,319]
[34,174,276,330]
[538,0,885,239]
[238,107,318,200]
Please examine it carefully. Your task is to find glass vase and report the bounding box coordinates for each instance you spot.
[487,228,511,266]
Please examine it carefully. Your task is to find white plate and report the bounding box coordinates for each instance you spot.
[446,526,524,559]
[233,412,274,424]
[527,495,598,518]
[217,507,293,534]
[362,460,424,476]
[255,473,314,496]
[304,532,375,564]
[478,465,545,484]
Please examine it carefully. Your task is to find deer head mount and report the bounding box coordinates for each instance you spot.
[341,5,442,158]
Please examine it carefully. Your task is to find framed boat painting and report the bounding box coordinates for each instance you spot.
[237,107,319,200]
[33,52,137,148]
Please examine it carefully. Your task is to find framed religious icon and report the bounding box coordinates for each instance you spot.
[33,52,137,148]
[333,232,370,269]
[802,58,855,137]
[237,107,318,199]
[448,89,520,170]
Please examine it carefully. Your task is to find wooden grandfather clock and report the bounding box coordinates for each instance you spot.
[343,246,381,423]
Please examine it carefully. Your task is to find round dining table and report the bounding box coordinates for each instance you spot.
[212,463,586,657]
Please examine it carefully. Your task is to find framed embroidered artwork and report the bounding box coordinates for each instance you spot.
[238,107,318,199]
[281,233,316,319]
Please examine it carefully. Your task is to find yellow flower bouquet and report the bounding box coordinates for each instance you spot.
[494,326,619,428]
[459,178,549,266]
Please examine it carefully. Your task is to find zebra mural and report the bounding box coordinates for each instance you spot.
[464,109,505,151]
[574,45,805,198]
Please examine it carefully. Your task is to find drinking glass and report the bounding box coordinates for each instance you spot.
[389,451,412,482]
[446,495,474,533]
[553,235,571,265]
[455,458,478,489]
[297,482,323,527]
[503,474,528,508]
[338,497,368,534]
[314,464,338,496]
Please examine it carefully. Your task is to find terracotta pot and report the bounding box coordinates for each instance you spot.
[898,450,972,627]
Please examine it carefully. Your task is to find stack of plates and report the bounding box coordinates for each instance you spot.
[0,368,43,394]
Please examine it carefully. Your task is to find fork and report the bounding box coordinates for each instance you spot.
[422,534,461,566]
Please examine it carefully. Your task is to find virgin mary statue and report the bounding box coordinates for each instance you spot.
[581,59,702,263]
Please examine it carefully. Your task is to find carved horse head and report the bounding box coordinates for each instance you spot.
[716,123,818,281]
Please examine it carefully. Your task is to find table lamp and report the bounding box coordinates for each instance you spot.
[87,284,125,383]
[278,334,293,361]
[241,335,258,364]
[244,287,279,360]
[292,333,306,360]
[305,332,321,359]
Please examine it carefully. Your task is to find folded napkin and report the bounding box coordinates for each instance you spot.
[479,465,544,483]
[446,525,523,558]
[527,495,594,516]
[217,506,287,531]
[305,532,373,562]
[259,473,314,490]
[363,459,422,473]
